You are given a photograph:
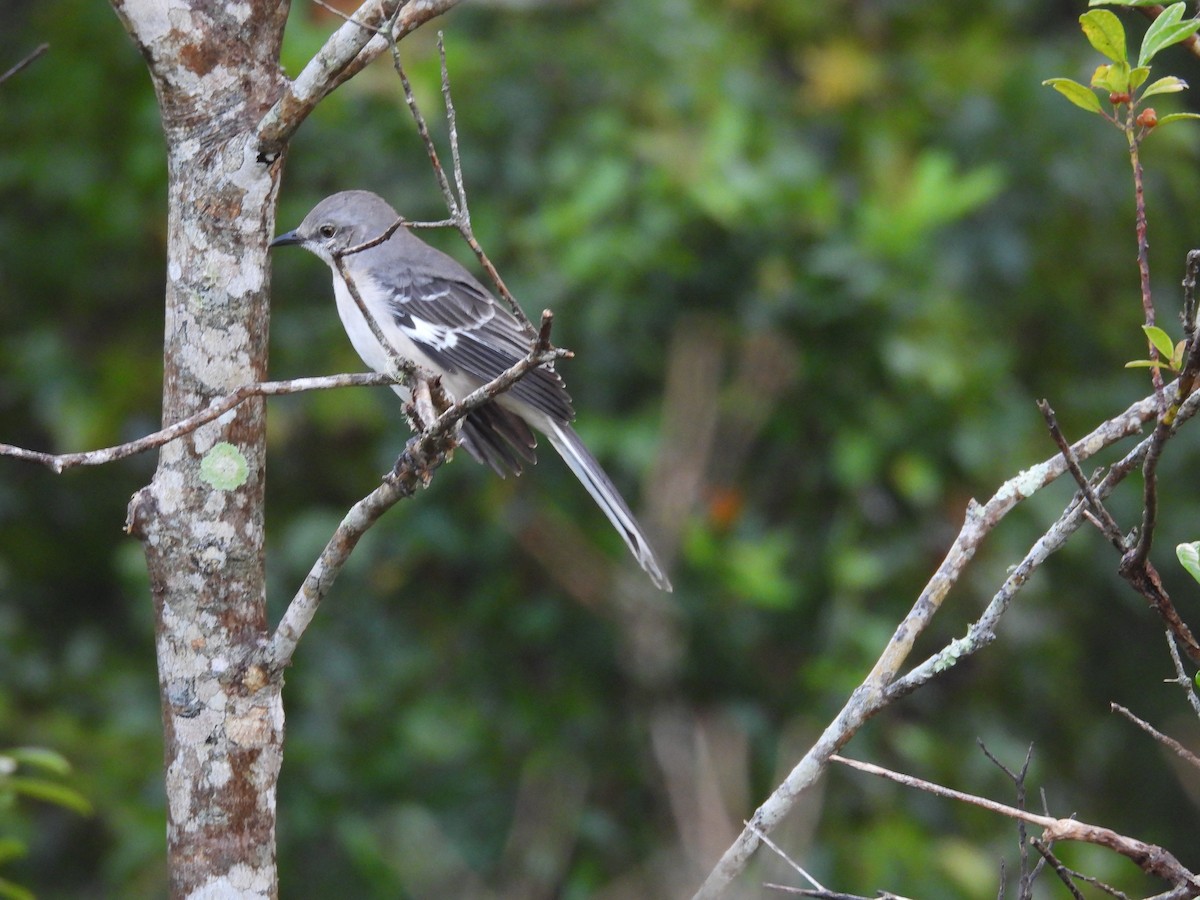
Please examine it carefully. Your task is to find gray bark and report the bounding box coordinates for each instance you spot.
[111,1,288,896]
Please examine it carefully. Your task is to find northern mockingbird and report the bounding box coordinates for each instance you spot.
[272,190,672,591]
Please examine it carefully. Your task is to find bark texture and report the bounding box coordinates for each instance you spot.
[110,1,289,896]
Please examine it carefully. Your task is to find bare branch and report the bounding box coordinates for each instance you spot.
[1111,702,1200,771]
[746,821,826,893]
[265,321,570,670]
[389,32,536,331]
[1038,399,1126,549]
[0,373,399,473]
[1028,840,1088,900]
[255,0,463,157]
[1164,632,1200,718]
[0,43,49,86]
[832,755,1200,892]
[693,386,1191,899]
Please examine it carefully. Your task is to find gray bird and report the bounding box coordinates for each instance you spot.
[272,190,672,591]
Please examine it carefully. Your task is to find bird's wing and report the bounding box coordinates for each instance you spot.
[379,269,575,423]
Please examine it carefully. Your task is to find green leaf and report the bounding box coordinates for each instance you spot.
[1124,359,1168,368]
[1144,324,1176,359]
[1043,78,1103,113]
[1155,112,1200,125]
[3,747,72,777]
[1175,339,1188,369]
[5,777,93,815]
[1177,541,1200,584]
[1140,75,1189,98]
[1139,3,1200,67]
[1091,61,1132,93]
[1092,60,1132,93]
[1129,66,1151,90]
[1090,0,1161,6]
[1080,10,1128,63]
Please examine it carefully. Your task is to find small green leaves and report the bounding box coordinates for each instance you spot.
[1139,2,1200,67]
[1080,9,1128,62]
[1156,112,1200,126]
[1145,324,1176,359]
[1177,541,1200,585]
[1141,75,1189,98]
[1091,60,1132,94]
[1047,4,1200,132]
[1043,78,1104,112]
[1126,324,1187,370]
[199,442,249,490]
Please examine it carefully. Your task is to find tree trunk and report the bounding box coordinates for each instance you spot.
[110,1,289,895]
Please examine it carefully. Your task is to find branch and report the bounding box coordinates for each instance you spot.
[0,43,49,86]
[1110,702,1200,771]
[693,386,1183,899]
[1164,631,1200,719]
[0,373,399,473]
[389,32,536,330]
[255,0,463,158]
[832,755,1200,894]
[264,316,570,671]
[1038,399,1126,550]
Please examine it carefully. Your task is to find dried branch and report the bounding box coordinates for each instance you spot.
[0,372,399,474]
[1028,840,1088,900]
[693,385,1195,899]
[1038,400,1126,550]
[264,319,569,671]
[979,741,1041,899]
[1111,702,1200,771]
[388,32,535,330]
[256,0,463,157]
[746,821,826,894]
[1164,632,1200,719]
[0,43,49,86]
[832,755,1200,894]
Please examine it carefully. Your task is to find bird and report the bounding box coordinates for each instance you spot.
[271,190,672,591]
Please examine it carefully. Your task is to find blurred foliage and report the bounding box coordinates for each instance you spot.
[5,0,1200,897]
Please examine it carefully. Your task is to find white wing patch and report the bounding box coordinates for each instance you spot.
[403,311,460,350]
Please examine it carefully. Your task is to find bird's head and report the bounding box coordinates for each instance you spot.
[270,190,403,264]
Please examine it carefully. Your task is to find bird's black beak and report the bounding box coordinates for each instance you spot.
[270,229,302,248]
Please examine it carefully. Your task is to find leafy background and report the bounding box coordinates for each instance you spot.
[4,0,1200,896]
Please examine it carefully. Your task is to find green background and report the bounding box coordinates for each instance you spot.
[3,1,1200,896]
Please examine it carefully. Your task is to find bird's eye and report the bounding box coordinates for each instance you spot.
[318,224,337,239]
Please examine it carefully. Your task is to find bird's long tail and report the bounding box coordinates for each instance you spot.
[544,419,672,592]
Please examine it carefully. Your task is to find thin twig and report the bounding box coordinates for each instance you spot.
[388,39,460,218]
[389,31,535,330]
[831,755,1200,891]
[746,821,826,892]
[693,384,1198,900]
[1038,400,1126,549]
[1111,703,1200,771]
[1126,113,1165,410]
[331,254,427,422]
[438,32,469,226]
[256,0,463,157]
[265,323,570,671]
[0,43,49,86]
[1028,839,1086,900]
[979,741,1037,899]
[0,373,399,473]
[1164,632,1200,718]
